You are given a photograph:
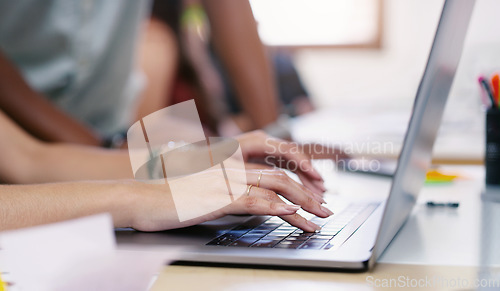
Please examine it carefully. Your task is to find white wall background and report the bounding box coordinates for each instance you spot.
[295,0,500,123]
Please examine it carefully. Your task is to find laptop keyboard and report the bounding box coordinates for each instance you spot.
[206,203,379,250]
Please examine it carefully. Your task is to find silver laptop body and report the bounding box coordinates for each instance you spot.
[117,0,475,271]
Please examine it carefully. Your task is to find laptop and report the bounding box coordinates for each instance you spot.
[117,0,475,271]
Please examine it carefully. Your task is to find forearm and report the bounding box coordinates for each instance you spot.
[27,143,134,183]
[0,182,136,231]
[202,0,279,129]
[0,109,133,184]
[0,52,101,145]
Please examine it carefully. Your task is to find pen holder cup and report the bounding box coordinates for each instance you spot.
[486,108,500,185]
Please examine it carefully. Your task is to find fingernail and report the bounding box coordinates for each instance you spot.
[307,220,321,231]
[321,206,334,216]
[311,188,322,196]
[305,162,323,181]
[310,185,325,195]
[316,180,327,192]
[285,204,301,212]
[312,194,326,204]
[312,169,324,181]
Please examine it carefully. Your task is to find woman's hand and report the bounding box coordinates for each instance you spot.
[127,166,332,233]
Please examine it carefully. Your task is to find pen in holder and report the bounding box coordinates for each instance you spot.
[486,108,500,185]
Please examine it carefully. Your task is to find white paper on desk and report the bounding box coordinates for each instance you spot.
[50,250,177,291]
[0,213,179,291]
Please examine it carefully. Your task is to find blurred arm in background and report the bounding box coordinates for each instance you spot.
[202,0,280,131]
[0,53,102,146]
[0,109,130,184]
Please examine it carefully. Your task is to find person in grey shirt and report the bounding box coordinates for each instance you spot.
[0,0,283,147]
[0,0,150,144]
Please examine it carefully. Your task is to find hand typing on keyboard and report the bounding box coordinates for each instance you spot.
[129,131,333,232]
[222,167,334,232]
[229,131,335,232]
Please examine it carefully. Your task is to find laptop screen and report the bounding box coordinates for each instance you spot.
[370,0,476,266]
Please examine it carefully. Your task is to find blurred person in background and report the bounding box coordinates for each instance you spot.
[140,0,343,160]
[143,0,315,137]
[0,0,281,147]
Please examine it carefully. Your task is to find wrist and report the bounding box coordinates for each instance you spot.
[104,181,142,228]
[13,138,48,184]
